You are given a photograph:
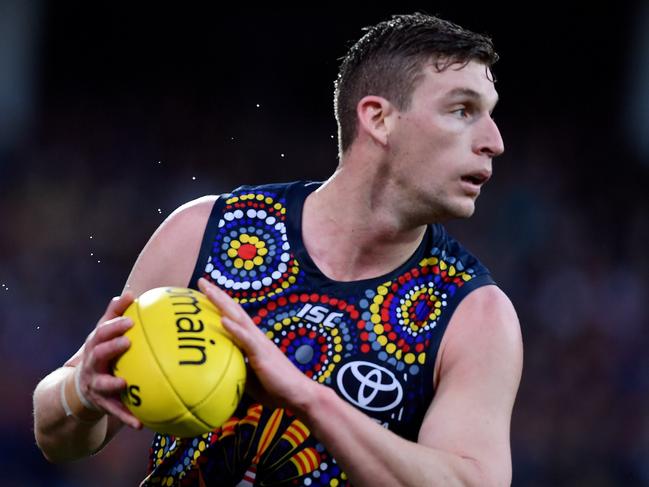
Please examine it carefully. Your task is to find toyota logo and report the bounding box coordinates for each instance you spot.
[336,361,403,412]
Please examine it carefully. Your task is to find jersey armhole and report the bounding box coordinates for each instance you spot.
[421,273,497,395]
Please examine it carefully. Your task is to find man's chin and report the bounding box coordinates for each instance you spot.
[419,195,476,223]
[446,201,476,221]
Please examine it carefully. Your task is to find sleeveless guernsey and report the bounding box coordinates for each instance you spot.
[141,180,495,486]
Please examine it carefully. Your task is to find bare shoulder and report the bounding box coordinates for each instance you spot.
[153,195,218,242]
[438,285,522,375]
[433,284,523,399]
[421,285,523,486]
[125,195,219,297]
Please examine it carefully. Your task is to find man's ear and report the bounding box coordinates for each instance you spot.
[356,95,396,147]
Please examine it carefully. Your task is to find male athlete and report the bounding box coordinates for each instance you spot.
[34,13,523,486]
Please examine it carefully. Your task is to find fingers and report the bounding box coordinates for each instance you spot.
[100,292,135,322]
[92,374,127,395]
[198,277,269,354]
[220,315,248,351]
[83,372,141,429]
[87,335,131,372]
[95,316,133,339]
[78,317,132,409]
[221,314,282,370]
[65,293,141,429]
[78,367,142,429]
[70,299,134,368]
[198,278,318,412]
[86,317,132,370]
[96,395,142,430]
[199,278,248,322]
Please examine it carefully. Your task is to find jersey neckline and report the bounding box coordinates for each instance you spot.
[284,180,432,292]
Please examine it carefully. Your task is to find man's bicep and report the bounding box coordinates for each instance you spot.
[124,195,218,297]
[417,285,523,486]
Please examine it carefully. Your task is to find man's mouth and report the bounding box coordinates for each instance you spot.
[460,171,491,186]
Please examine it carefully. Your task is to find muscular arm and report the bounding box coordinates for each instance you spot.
[308,285,522,486]
[33,196,217,463]
[202,280,523,486]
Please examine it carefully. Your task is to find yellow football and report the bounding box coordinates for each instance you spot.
[113,287,246,437]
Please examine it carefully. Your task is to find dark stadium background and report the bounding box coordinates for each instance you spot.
[1,3,648,486]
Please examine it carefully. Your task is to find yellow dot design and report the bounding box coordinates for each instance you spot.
[226,233,268,272]
[398,287,442,333]
[361,256,477,373]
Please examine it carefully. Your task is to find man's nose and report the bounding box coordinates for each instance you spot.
[474,115,505,157]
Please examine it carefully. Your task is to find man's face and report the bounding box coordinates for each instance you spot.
[387,60,504,221]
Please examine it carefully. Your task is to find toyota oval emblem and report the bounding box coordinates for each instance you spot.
[336,361,403,412]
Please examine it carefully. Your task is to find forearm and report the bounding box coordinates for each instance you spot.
[301,386,487,487]
[33,366,108,463]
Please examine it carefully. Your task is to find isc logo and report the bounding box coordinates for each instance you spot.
[296,303,343,328]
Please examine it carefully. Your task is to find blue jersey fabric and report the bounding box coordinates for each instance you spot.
[142,181,495,486]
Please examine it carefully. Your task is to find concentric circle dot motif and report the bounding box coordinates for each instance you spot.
[253,293,359,384]
[203,192,300,304]
[357,255,475,375]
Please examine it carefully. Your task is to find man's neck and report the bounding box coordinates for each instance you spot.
[301,164,427,282]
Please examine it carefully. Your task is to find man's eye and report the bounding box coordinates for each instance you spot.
[453,107,469,118]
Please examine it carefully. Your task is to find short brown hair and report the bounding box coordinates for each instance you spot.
[334,13,498,154]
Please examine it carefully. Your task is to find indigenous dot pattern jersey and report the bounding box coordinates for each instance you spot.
[142,181,495,486]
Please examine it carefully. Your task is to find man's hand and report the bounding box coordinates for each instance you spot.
[198,277,319,414]
[68,293,142,429]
